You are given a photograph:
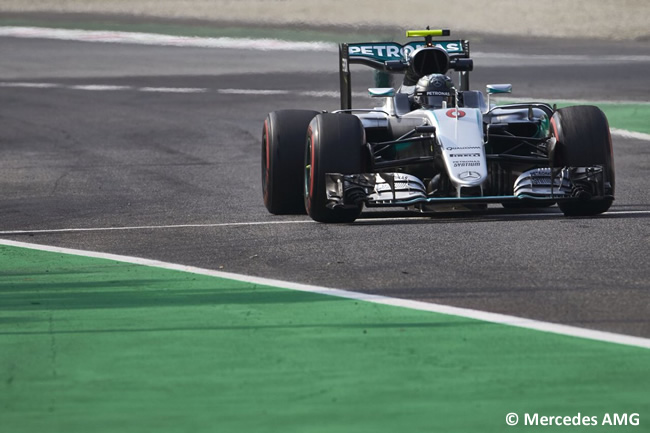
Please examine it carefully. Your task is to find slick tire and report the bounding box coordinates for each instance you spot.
[305,113,365,223]
[550,105,615,217]
[262,110,319,214]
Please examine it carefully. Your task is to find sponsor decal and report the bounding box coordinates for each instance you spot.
[446,109,466,118]
[459,171,482,180]
[348,41,464,61]
[445,146,482,151]
[453,160,481,168]
[450,153,481,158]
[349,44,402,59]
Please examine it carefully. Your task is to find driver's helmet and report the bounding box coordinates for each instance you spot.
[414,74,456,109]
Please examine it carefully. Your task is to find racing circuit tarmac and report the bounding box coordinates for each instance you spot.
[0,30,649,341]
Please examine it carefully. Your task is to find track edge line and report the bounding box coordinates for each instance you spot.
[1,238,648,349]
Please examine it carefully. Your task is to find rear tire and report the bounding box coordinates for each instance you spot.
[305,113,365,223]
[262,110,319,214]
[550,105,615,216]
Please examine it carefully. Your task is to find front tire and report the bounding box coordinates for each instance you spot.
[262,110,319,214]
[550,105,615,216]
[305,113,365,223]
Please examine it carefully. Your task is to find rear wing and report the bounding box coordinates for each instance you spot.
[339,30,472,110]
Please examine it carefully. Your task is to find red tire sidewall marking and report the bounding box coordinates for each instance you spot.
[550,116,560,140]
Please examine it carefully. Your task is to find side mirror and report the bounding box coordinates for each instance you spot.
[486,84,513,108]
[368,88,395,98]
[486,84,513,94]
[384,60,407,71]
[450,58,474,72]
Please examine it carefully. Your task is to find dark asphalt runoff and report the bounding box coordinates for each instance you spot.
[1,33,649,337]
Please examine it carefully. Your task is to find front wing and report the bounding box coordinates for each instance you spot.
[323,170,609,210]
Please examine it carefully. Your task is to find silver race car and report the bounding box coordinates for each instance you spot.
[262,29,615,223]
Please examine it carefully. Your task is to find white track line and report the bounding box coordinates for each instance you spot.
[473,52,650,63]
[0,82,371,99]
[3,81,648,107]
[0,82,61,88]
[3,27,650,66]
[69,84,132,91]
[4,81,649,138]
[611,128,650,141]
[0,211,648,236]
[0,237,648,349]
[0,220,313,235]
[1,80,646,105]
[1,83,648,140]
[217,89,289,95]
[0,27,337,51]
[139,87,207,93]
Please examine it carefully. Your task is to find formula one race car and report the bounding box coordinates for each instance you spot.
[262,29,615,223]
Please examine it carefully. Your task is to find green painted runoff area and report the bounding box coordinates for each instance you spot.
[575,103,650,135]
[1,244,648,432]
[497,101,650,135]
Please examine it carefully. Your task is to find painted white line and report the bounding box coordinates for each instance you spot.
[0,82,60,88]
[3,26,649,66]
[611,128,650,141]
[139,87,207,93]
[0,238,648,349]
[298,90,369,99]
[2,80,647,138]
[0,220,313,235]
[558,210,650,216]
[217,89,368,98]
[0,27,337,52]
[207,89,368,98]
[2,81,644,105]
[69,84,133,91]
[217,89,290,95]
[0,210,647,236]
[8,211,650,233]
[298,90,340,98]
[474,51,650,63]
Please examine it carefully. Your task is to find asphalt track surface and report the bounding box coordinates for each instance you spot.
[1,33,649,338]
